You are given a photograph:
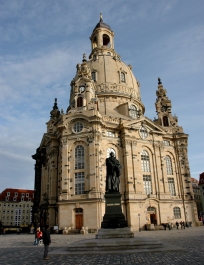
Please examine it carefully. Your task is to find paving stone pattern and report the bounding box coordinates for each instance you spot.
[0,226,203,265]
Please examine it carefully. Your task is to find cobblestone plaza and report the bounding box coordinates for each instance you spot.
[0,226,203,264]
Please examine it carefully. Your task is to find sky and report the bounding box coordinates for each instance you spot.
[0,0,203,192]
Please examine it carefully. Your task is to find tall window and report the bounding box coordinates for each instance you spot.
[129,105,137,118]
[92,71,96,81]
[77,96,83,107]
[168,178,176,196]
[166,156,173,175]
[163,116,169,126]
[141,150,150,172]
[173,207,181,218]
[143,175,152,195]
[107,148,115,158]
[75,172,84,194]
[15,209,21,226]
[121,72,126,82]
[75,145,84,169]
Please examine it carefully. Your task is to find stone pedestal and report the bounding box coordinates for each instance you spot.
[96,227,134,239]
[101,192,128,228]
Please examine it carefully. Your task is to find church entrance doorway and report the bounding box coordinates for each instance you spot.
[75,208,83,229]
[147,207,157,225]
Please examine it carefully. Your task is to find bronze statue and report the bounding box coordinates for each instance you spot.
[106,152,122,192]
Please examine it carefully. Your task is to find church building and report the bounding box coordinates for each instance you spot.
[32,15,198,231]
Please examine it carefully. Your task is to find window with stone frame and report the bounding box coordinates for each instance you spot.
[173,207,181,218]
[121,72,126,82]
[141,150,150,172]
[168,178,176,196]
[143,175,152,195]
[75,145,84,169]
[166,156,173,175]
[77,96,83,107]
[129,105,137,118]
[75,172,84,195]
[91,71,96,81]
[163,116,169,126]
[107,148,116,158]
[106,131,115,137]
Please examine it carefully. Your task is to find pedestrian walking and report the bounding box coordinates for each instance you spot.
[176,222,179,229]
[182,221,185,229]
[180,221,183,229]
[42,225,51,260]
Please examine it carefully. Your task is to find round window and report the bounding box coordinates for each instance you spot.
[139,126,148,139]
[73,122,83,133]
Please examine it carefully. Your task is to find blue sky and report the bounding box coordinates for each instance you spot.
[0,0,203,191]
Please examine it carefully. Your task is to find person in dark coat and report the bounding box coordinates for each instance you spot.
[42,225,51,260]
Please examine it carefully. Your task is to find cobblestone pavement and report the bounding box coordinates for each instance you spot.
[0,226,203,265]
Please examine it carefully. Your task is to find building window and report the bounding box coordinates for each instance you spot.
[5,197,9,201]
[106,131,115,137]
[73,122,83,133]
[141,150,150,172]
[92,71,96,81]
[173,207,181,218]
[21,197,24,202]
[102,34,110,46]
[168,178,176,196]
[143,175,152,195]
[139,126,148,139]
[15,209,21,226]
[75,145,84,169]
[14,192,18,197]
[163,116,169,126]
[163,140,170,146]
[28,198,31,201]
[121,72,126,83]
[21,193,25,197]
[26,193,29,197]
[75,172,84,195]
[107,148,115,158]
[166,156,173,175]
[7,192,10,196]
[13,197,16,201]
[129,105,137,118]
[77,96,83,107]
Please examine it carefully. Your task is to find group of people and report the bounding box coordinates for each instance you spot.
[176,221,187,229]
[34,225,51,260]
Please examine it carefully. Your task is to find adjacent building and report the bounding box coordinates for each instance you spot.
[191,178,203,217]
[198,172,204,217]
[0,188,34,230]
[32,15,198,231]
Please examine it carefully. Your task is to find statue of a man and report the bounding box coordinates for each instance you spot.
[106,152,122,192]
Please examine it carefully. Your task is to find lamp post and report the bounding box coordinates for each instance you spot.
[138,214,141,232]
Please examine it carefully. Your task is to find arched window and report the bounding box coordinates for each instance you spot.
[166,156,173,175]
[173,207,181,218]
[103,34,110,46]
[77,96,83,107]
[93,36,97,48]
[107,148,115,158]
[163,116,169,126]
[75,145,84,169]
[141,150,150,172]
[147,207,155,213]
[130,105,137,118]
[121,72,126,83]
[92,71,96,81]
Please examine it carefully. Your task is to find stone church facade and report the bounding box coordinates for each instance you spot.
[32,16,198,231]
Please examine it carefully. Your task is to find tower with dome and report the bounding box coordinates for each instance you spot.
[32,15,198,231]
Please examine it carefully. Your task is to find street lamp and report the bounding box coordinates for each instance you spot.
[138,214,141,232]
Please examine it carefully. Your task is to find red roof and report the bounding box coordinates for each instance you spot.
[0,188,34,202]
